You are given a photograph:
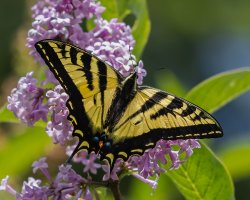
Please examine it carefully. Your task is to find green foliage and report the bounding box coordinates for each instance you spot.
[167,143,235,200]
[99,0,118,19]
[100,0,150,58]
[149,1,250,36]
[154,70,187,97]
[0,105,20,124]
[0,126,50,179]
[186,68,250,113]
[0,192,13,200]
[218,139,250,180]
[128,175,183,200]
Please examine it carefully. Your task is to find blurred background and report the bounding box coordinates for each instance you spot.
[0,0,250,199]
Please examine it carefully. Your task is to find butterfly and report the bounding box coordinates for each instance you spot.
[35,40,223,169]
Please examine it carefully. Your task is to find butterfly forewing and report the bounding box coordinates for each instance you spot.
[35,40,122,152]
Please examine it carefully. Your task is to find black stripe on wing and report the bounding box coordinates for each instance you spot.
[97,60,107,126]
[113,89,168,131]
[81,53,94,90]
[111,123,222,160]
[149,96,183,120]
[35,40,93,136]
[70,46,77,64]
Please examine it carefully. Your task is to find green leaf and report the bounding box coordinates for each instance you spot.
[0,126,51,179]
[167,142,235,200]
[122,0,151,58]
[0,105,20,123]
[218,138,250,180]
[0,193,13,200]
[186,68,250,113]
[99,0,151,58]
[99,0,119,20]
[128,175,183,200]
[155,70,187,97]
[95,187,113,200]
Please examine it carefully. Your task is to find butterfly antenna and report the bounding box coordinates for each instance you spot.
[157,67,168,71]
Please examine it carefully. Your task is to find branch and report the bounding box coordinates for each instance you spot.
[109,180,122,200]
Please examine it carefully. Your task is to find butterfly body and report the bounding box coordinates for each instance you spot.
[35,40,223,169]
[104,72,137,132]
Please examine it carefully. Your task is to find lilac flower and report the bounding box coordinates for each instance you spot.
[125,139,200,180]
[18,177,50,200]
[71,0,105,19]
[7,72,48,126]
[81,152,101,174]
[27,0,105,62]
[56,164,84,183]
[102,160,122,181]
[27,0,146,84]
[46,85,73,144]
[53,164,86,198]
[0,160,93,199]
[32,157,51,181]
[0,176,17,196]
[132,174,158,191]
[42,69,58,85]
[86,40,135,76]
[83,187,93,200]
[55,0,74,13]
[91,18,135,47]
[0,176,8,191]
[85,18,138,78]
[136,60,147,85]
[32,157,48,173]
[178,139,201,159]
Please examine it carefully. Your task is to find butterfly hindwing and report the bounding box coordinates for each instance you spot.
[35,40,122,153]
[108,86,223,162]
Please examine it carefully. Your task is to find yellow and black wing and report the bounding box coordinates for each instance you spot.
[35,40,223,169]
[35,40,122,154]
[106,86,223,164]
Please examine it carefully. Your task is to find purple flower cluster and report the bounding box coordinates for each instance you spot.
[3,0,202,198]
[27,0,146,84]
[0,138,201,199]
[27,0,104,60]
[1,158,93,199]
[46,85,73,144]
[7,72,48,126]
[127,139,201,178]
